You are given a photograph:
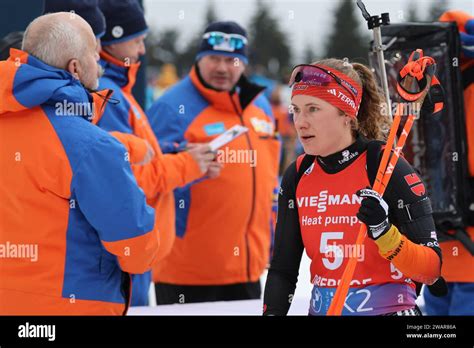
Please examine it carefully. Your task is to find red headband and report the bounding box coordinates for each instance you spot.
[290,64,363,118]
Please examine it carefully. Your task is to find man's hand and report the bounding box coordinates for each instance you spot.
[356,188,391,240]
[205,159,223,179]
[186,143,215,174]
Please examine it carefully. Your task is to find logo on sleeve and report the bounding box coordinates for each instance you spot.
[404,173,425,196]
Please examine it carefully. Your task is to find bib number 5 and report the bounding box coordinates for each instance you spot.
[320,232,344,270]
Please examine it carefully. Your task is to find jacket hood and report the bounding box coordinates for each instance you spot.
[0,48,112,121]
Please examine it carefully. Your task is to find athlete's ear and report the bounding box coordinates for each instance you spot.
[344,115,352,126]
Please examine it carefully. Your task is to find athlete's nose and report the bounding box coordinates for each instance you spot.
[294,113,310,131]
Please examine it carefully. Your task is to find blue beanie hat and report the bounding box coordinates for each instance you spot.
[43,0,106,38]
[196,21,248,64]
[99,0,148,46]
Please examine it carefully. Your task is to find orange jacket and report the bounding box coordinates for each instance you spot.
[273,104,294,138]
[0,49,158,315]
[439,60,474,282]
[148,66,281,285]
[97,51,203,266]
[439,11,474,282]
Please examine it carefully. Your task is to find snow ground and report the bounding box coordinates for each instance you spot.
[129,253,426,315]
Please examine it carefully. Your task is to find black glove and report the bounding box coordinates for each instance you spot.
[420,82,444,119]
[356,188,391,240]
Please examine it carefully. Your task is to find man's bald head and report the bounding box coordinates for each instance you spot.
[22,12,94,69]
[22,12,101,89]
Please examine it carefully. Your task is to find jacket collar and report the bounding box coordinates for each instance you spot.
[89,89,115,124]
[99,49,140,94]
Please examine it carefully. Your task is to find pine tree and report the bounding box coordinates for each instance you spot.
[427,0,449,22]
[154,29,180,64]
[248,0,291,78]
[205,0,218,25]
[303,46,317,64]
[176,0,220,75]
[405,2,420,22]
[323,0,369,62]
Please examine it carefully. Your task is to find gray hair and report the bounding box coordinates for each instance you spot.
[22,12,88,69]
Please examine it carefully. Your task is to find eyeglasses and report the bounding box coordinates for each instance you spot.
[289,64,358,100]
[203,31,248,52]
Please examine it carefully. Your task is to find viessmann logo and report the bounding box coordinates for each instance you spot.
[297,190,362,213]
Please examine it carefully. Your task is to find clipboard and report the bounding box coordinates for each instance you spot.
[208,125,249,151]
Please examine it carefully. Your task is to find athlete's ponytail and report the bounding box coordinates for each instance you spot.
[312,58,391,141]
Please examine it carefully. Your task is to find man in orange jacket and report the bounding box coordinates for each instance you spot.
[148,21,281,304]
[422,10,474,315]
[0,12,158,315]
[96,0,218,306]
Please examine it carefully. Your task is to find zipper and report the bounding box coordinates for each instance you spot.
[229,94,255,282]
